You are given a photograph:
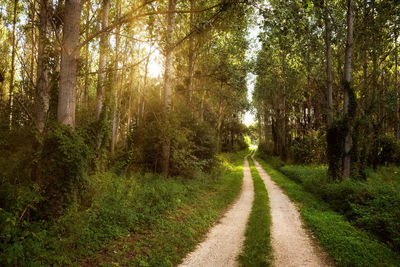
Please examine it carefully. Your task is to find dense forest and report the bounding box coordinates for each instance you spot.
[254,0,400,177]
[1,0,400,266]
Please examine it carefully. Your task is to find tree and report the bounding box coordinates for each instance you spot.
[161,0,176,176]
[35,0,51,133]
[57,0,84,128]
[96,0,111,120]
[342,0,354,179]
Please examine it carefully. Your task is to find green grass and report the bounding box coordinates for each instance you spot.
[80,151,246,266]
[239,157,272,267]
[256,157,400,267]
[0,152,246,266]
[280,164,400,253]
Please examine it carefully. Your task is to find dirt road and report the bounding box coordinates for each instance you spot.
[252,157,331,267]
[179,156,254,267]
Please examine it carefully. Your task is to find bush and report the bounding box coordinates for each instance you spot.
[290,130,326,165]
[0,151,244,266]
[256,150,284,170]
[280,165,327,194]
[122,96,217,176]
[39,123,93,215]
[369,135,400,166]
[279,164,400,253]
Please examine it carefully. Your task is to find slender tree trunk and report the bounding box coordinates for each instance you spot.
[395,33,399,139]
[200,89,206,121]
[84,9,90,108]
[30,0,36,102]
[111,0,121,155]
[343,0,354,179]
[161,0,176,176]
[9,0,18,130]
[188,0,195,102]
[96,0,111,120]
[325,4,333,127]
[35,0,51,133]
[258,115,262,145]
[57,0,83,128]
[281,51,287,160]
[216,98,224,153]
[263,107,269,145]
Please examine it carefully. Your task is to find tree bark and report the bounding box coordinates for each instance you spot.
[111,0,121,155]
[96,0,111,120]
[395,33,399,139]
[35,0,51,133]
[325,4,333,128]
[343,0,354,179]
[84,8,90,108]
[57,0,84,128]
[161,0,176,176]
[188,0,195,102]
[9,0,18,130]
[30,0,36,101]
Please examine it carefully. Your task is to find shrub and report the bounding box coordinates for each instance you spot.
[39,123,93,215]
[370,135,400,165]
[122,96,217,176]
[279,164,400,253]
[290,131,326,165]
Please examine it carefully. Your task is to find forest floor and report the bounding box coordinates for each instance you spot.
[180,154,331,266]
[179,156,254,267]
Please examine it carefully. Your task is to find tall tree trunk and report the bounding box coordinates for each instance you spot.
[188,0,195,102]
[161,0,176,176]
[9,0,18,130]
[216,98,224,153]
[325,4,333,127]
[395,33,399,139]
[35,0,51,133]
[30,0,36,102]
[57,0,83,128]
[111,0,121,155]
[84,8,90,108]
[343,0,354,179]
[96,0,111,120]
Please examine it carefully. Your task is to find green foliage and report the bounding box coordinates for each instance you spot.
[279,164,400,253]
[290,131,326,165]
[368,135,400,166]
[39,123,92,212]
[122,95,217,176]
[239,158,272,267]
[0,151,245,266]
[256,157,400,266]
[326,120,345,179]
[257,150,284,170]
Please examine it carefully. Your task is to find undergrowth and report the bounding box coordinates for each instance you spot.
[280,164,400,253]
[80,151,245,266]
[0,152,245,266]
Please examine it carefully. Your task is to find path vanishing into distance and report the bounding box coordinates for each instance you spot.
[180,152,330,267]
[252,157,331,267]
[179,156,254,267]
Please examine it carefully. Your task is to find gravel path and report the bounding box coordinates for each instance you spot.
[179,156,254,267]
[252,157,331,267]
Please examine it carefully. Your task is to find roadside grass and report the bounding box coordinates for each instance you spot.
[80,151,246,266]
[256,157,400,267]
[280,164,400,253]
[239,157,272,267]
